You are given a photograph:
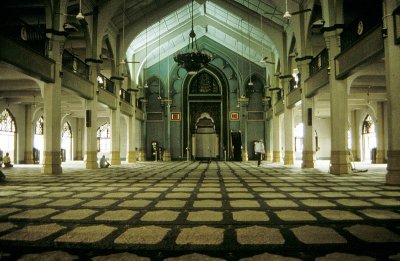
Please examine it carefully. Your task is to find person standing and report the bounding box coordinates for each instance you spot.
[3,153,13,168]
[254,140,265,166]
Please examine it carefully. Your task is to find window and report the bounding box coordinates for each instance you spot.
[0,109,16,162]
[97,123,111,152]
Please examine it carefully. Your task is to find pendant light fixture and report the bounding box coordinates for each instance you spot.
[283,0,291,19]
[144,20,148,88]
[174,0,212,75]
[248,1,253,86]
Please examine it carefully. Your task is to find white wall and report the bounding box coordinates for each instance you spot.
[314,117,331,159]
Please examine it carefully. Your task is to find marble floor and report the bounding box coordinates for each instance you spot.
[0,161,399,260]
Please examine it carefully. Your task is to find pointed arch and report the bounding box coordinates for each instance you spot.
[61,121,72,161]
[97,122,111,154]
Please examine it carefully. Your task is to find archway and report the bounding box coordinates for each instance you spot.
[0,109,16,163]
[362,114,376,162]
[61,121,72,161]
[182,67,228,160]
[97,122,111,159]
[34,116,44,163]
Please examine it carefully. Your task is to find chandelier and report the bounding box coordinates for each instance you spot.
[174,0,211,75]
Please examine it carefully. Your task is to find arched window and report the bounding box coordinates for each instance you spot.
[97,123,111,153]
[362,115,375,134]
[361,114,376,162]
[294,123,304,153]
[35,116,44,135]
[189,71,220,94]
[61,121,72,161]
[0,109,16,162]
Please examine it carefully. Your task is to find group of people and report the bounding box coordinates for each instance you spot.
[1,152,13,168]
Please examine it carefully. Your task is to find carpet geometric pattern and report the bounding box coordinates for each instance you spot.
[0,161,399,260]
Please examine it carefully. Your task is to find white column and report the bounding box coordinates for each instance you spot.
[324,30,352,174]
[376,102,385,163]
[84,62,99,169]
[75,118,84,160]
[283,105,294,165]
[384,0,400,184]
[272,112,281,162]
[85,99,98,169]
[350,110,359,161]
[110,82,121,165]
[127,114,137,163]
[24,105,34,164]
[297,60,315,168]
[41,39,63,174]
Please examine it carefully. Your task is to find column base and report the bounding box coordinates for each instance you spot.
[386,150,400,185]
[85,151,98,169]
[265,152,272,162]
[284,151,294,165]
[24,151,34,164]
[41,151,62,174]
[163,150,171,161]
[111,151,121,165]
[272,151,280,163]
[330,150,352,175]
[351,149,359,161]
[376,150,385,164]
[75,150,83,161]
[127,151,137,163]
[139,150,146,161]
[302,150,315,168]
[242,150,248,161]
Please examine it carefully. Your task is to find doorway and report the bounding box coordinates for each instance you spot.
[182,68,228,160]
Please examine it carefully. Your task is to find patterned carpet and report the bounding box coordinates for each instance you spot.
[0,161,399,260]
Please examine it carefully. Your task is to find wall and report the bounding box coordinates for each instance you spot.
[314,117,331,159]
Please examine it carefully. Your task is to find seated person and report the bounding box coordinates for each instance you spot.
[3,153,13,168]
[99,155,110,168]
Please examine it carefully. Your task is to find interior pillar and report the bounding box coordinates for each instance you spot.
[110,81,121,165]
[75,118,84,160]
[376,102,385,163]
[265,118,272,161]
[297,59,315,168]
[283,105,294,165]
[272,112,281,162]
[41,38,63,174]
[84,61,99,169]
[350,110,359,161]
[163,100,172,161]
[127,114,137,163]
[324,30,352,175]
[24,105,34,164]
[384,0,400,184]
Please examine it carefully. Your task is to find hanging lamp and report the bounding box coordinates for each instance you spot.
[174,0,211,75]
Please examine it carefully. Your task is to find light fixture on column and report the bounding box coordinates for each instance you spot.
[174,0,212,75]
[247,0,253,86]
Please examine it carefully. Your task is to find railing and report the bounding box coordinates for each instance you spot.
[62,50,90,80]
[98,74,115,94]
[277,90,283,101]
[289,77,297,92]
[340,16,382,52]
[0,18,49,56]
[309,48,329,76]
[120,89,131,104]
